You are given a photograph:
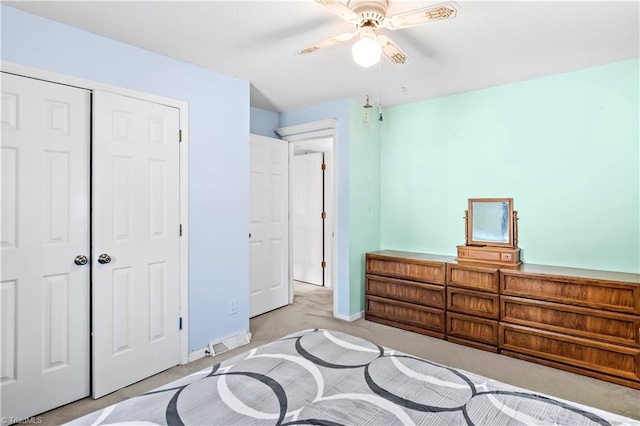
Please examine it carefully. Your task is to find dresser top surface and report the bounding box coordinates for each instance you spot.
[366,251,639,284]
[505,263,640,284]
[367,250,454,263]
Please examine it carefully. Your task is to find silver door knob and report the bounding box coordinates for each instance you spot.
[97,253,111,264]
[74,255,88,266]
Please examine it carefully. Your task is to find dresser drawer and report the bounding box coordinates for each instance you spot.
[447,262,500,293]
[499,323,640,382]
[366,255,446,284]
[447,287,499,319]
[366,274,445,309]
[500,271,640,314]
[501,296,640,348]
[446,312,498,347]
[365,295,445,333]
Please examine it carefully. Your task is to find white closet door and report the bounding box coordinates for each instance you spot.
[292,152,324,286]
[91,91,181,398]
[1,73,90,419]
[249,134,289,317]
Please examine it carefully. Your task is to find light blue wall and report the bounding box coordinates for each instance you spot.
[250,107,280,138]
[1,5,251,351]
[380,58,639,273]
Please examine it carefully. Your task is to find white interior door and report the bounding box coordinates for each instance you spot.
[92,90,181,398]
[292,152,324,286]
[1,73,90,419]
[249,134,289,317]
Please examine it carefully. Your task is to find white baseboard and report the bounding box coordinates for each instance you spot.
[334,310,364,322]
[187,330,251,363]
[187,347,209,363]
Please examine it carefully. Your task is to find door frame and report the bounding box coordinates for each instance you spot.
[276,120,337,314]
[1,61,190,365]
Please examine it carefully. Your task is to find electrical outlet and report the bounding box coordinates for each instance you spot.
[228,298,237,315]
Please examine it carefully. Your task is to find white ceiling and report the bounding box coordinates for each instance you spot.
[6,0,639,112]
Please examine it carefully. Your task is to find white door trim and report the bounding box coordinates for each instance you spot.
[276,120,338,316]
[1,61,190,365]
[276,119,337,140]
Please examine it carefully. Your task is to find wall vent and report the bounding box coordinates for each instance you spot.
[207,331,251,357]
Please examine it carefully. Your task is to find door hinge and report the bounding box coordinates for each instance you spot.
[179,317,183,330]
[179,224,183,236]
[321,162,326,170]
[321,212,326,219]
[321,261,327,268]
[179,129,182,142]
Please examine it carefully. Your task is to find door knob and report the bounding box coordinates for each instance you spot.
[97,253,112,264]
[74,255,88,266]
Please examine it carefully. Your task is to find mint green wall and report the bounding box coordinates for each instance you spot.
[380,59,639,274]
[348,100,382,313]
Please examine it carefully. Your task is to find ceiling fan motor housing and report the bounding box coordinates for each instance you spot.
[348,0,388,28]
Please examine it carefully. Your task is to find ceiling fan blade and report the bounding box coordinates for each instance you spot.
[316,0,360,24]
[383,2,458,30]
[378,35,411,67]
[299,31,358,55]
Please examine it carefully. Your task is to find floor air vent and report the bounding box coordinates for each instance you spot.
[207,331,251,357]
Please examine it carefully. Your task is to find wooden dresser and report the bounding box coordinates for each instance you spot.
[365,251,452,339]
[446,260,501,352]
[364,250,640,389]
[499,263,640,389]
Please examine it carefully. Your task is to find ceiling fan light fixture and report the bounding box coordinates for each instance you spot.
[351,27,381,67]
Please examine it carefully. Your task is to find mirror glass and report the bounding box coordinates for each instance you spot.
[468,198,514,247]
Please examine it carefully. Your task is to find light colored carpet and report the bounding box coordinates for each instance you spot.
[36,282,640,424]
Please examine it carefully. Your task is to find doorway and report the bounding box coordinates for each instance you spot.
[276,119,338,313]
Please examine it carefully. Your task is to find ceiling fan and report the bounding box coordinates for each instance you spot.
[299,0,458,68]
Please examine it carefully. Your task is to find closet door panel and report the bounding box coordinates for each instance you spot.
[92,90,181,398]
[0,72,90,421]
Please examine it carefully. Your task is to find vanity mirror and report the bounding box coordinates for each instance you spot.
[466,198,515,247]
[457,198,521,267]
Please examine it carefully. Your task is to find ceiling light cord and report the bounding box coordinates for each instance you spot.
[378,60,383,122]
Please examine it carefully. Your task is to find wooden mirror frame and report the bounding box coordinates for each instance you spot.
[465,198,518,248]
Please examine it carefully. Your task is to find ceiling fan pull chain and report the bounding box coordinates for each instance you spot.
[378,60,383,122]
